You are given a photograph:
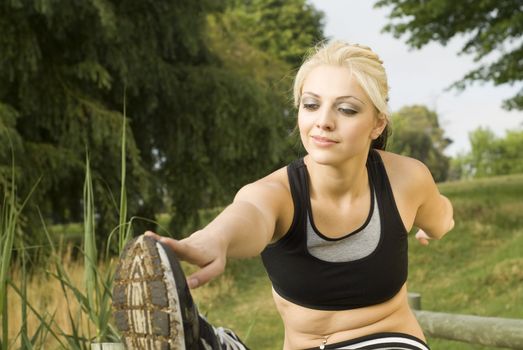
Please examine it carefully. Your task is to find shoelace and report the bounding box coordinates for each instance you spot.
[214,327,248,350]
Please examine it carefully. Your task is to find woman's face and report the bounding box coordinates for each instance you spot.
[298,64,385,166]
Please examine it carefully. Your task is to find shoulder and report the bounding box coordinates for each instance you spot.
[376,150,435,200]
[377,150,428,176]
[235,164,295,240]
[234,164,292,207]
[377,150,432,180]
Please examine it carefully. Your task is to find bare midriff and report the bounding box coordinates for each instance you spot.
[273,283,425,350]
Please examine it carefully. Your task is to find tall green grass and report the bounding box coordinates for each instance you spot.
[1,144,62,349]
[39,153,120,349]
[1,150,19,350]
[44,109,131,347]
[1,104,132,348]
[117,91,131,253]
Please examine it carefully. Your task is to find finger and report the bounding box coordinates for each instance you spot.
[144,232,215,267]
[156,238,212,267]
[144,231,183,252]
[186,258,225,289]
[417,237,430,246]
[144,231,162,240]
[415,229,429,239]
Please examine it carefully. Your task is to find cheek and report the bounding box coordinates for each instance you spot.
[338,121,372,141]
[297,113,312,146]
[297,112,309,134]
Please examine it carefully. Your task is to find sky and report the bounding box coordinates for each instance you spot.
[307,0,523,156]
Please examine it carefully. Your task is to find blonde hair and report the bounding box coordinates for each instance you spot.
[293,40,391,148]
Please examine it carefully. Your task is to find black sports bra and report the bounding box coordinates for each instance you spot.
[260,150,408,310]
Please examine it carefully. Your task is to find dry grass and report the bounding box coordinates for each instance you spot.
[6,242,119,348]
[4,247,237,349]
[7,252,91,348]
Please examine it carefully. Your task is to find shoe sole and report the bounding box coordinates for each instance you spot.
[112,236,186,350]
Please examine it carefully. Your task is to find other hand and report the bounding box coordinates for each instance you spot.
[415,229,432,246]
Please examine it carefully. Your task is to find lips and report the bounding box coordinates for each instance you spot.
[311,135,338,145]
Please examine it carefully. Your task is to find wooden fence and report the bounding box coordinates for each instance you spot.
[408,293,523,349]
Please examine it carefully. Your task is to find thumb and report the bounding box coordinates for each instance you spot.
[186,258,225,289]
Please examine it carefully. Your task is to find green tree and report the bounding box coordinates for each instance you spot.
[453,127,523,178]
[0,103,23,185]
[1,0,326,245]
[224,0,325,68]
[389,105,451,182]
[204,0,325,167]
[375,0,523,110]
[493,130,523,174]
[160,0,326,233]
[1,0,154,245]
[468,127,497,177]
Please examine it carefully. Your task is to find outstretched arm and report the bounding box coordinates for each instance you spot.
[146,179,289,288]
[412,162,454,245]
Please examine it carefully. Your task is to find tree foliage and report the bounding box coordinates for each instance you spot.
[375,0,523,110]
[451,127,523,179]
[0,0,325,245]
[388,105,451,182]
[224,0,325,68]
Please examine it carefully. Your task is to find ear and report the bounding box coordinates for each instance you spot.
[371,114,388,140]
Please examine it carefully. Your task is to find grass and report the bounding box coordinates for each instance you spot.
[1,103,130,349]
[7,256,94,347]
[408,174,523,349]
[0,155,17,350]
[193,258,285,348]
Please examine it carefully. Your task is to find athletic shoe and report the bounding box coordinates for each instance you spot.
[112,235,200,349]
[198,315,249,350]
[213,327,249,350]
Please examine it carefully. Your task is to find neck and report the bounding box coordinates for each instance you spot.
[304,151,370,202]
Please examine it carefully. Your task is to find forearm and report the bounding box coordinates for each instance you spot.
[201,200,273,259]
[424,194,454,239]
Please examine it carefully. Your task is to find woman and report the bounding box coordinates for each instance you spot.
[112,40,454,350]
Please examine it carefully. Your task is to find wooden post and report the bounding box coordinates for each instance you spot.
[408,292,422,310]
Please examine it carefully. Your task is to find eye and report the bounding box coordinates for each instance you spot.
[338,107,358,116]
[302,102,319,111]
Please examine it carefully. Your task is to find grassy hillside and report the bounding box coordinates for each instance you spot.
[8,174,522,349]
[191,174,523,350]
[410,174,523,349]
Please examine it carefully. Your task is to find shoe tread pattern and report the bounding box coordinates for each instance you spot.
[112,236,184,350]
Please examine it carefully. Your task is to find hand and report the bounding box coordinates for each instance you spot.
[415,229,432,246]
[144,230,227,289]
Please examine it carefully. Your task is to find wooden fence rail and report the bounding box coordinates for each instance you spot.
[409,293,523,349]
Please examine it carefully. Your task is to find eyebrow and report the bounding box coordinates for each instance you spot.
[302,91,366,105]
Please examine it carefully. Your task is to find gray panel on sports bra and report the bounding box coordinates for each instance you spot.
[306,192,380,262]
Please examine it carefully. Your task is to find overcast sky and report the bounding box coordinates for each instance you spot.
[307,0,523,156]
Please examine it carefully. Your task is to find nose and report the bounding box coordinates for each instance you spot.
[316,106,335,131]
